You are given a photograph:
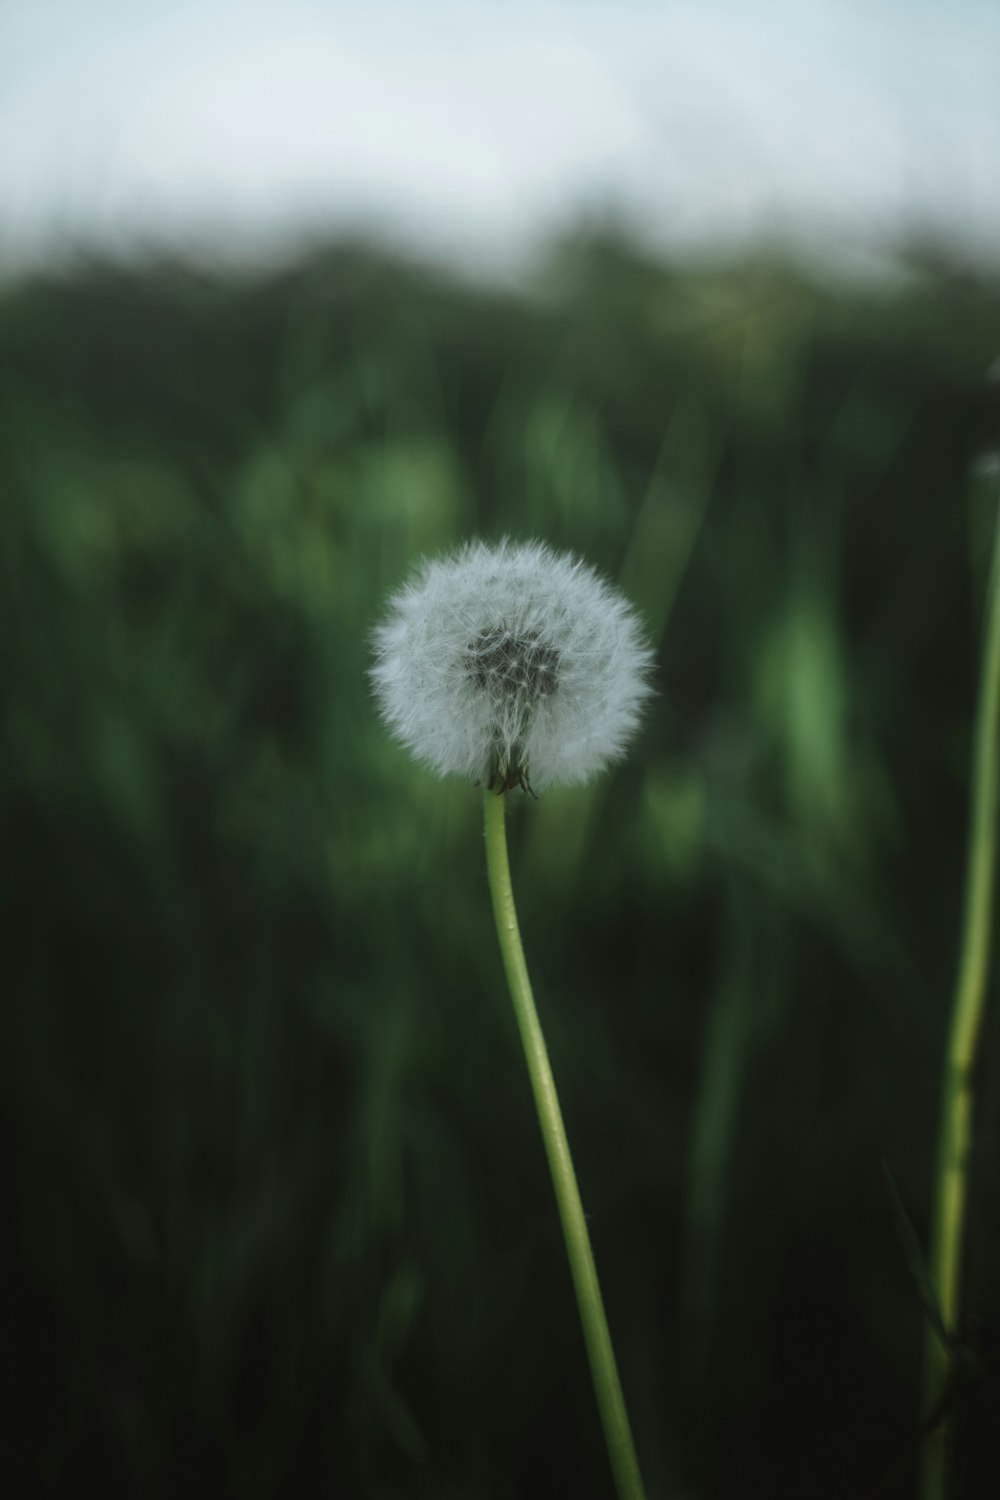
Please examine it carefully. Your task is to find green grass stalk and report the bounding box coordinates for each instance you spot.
[482,788,648,1500]
[922,504,1000,1500]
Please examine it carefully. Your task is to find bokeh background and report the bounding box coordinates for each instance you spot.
[3,4,1000,1498]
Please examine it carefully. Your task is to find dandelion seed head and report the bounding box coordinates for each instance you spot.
[370,539,654,790]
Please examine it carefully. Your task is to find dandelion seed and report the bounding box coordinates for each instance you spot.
[370,539,653,791]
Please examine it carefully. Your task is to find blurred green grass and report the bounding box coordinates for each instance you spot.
[1,235,999,1499]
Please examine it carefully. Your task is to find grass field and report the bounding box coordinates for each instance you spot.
[2,234,999,1498]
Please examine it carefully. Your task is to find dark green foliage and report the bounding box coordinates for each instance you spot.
[1,235,999,1498]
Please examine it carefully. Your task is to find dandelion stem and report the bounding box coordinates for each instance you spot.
[482,789,648,1500]
[922,502,1000,1500]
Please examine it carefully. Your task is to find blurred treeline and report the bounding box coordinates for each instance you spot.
[1,236,999,1500]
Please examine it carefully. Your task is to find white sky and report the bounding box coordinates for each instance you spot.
[1,0,998,274]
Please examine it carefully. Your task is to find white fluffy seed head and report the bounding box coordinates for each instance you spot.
[370,539,654,791]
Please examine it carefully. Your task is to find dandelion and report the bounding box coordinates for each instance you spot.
[371,539,652,1500]
[370,538,653,792]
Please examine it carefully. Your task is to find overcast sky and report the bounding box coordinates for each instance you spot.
[2,0,998,275]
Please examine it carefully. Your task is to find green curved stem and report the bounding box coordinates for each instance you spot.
[922,505,1000,1500]
[483,789,647,1500]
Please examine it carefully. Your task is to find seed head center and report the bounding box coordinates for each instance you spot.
[466,624,561,701]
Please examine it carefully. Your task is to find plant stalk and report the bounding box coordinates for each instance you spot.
[482,789,647,1500]
[922,505,1000,1500]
